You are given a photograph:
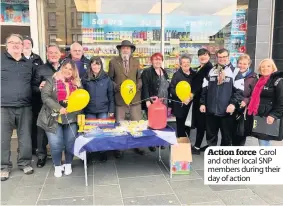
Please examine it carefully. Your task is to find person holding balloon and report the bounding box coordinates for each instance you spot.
[108,40,145,157]
[170,54,196,138]
[141,52,170,152]
[37,59,84,177]
[82,56,115,162]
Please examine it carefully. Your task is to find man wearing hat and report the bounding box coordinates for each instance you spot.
[108,40,144,157]
[23,36,44,66]
[23,35,44,155]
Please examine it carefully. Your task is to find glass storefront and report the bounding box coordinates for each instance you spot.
[0,0,30,52]
[41,0,249,75]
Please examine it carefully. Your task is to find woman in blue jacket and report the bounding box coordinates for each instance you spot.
[82,56,115,162]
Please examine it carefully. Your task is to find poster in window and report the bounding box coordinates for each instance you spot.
[0,0,30,24]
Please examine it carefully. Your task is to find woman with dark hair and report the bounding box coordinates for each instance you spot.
[141,52,170,152]
[37,59,81,177]
[82,56,114,162]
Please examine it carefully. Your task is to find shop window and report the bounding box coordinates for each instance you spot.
[48,0,56,4]
[48,12,56,27]
[77,34,82,42]
[49,34,57,43]
[77,12,82,26]
[72,34,77,42]
[71,12,75,28]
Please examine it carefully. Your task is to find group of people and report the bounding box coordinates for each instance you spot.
[1,33,283,181]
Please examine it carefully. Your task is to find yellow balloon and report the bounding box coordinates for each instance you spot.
[121,79,137,105]
[67,89,90,113]
[176,81,191,102]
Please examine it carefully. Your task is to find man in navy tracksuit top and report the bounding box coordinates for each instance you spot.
[200,49,244,146]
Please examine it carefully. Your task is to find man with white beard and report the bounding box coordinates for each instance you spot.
[108,40,144,157]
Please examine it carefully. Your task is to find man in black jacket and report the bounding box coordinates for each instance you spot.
[22,35,44,154]
[62,42,89,78]
[1,34,34,181]
[200,48,243,146]
[191,49,213,154]
[32,43,61,168]
[22,35,44,66]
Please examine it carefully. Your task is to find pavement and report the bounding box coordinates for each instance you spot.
[1,130,283,205]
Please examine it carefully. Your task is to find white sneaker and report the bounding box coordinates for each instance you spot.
[64,164,72,176]
[54,166,64,178]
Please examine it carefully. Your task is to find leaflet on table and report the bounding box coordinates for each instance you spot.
[1,0,30,23]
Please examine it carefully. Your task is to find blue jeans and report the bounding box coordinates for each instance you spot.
[86,113,108,119]
[258,139,271,146]
[46,123,77,166]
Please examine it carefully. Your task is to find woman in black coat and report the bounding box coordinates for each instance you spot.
[232,54,257,146]
[141,52,169,152]
[247,58,283,146]
[191,49,213,154]
[170,54,196,138]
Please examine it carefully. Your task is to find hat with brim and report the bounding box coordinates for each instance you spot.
[116,40,136,52]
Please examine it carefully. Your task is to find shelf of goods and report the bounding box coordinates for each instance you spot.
[83,37,224,76]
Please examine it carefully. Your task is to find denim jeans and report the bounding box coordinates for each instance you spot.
[258,139,271,146]
[86,113,108,119]
[45,123,77,166]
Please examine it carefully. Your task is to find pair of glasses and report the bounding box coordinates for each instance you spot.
[8,41,22,45]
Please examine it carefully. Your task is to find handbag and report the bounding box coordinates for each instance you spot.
[236,113,245,137]
[252,116,281,137]
[185,102,193,127]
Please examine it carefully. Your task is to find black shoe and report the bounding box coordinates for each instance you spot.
[149,147,156,152]
[191,146,201,155]
[200,145,209,152]
[134,148,145,156]
[99,152,107,162]
[37,158,47,168]
[32,148,37,155]
[114,150,123,159]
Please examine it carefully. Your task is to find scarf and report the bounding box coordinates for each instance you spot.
[56,78,77,105]
[235,68,252,80]
[247,75,270,115]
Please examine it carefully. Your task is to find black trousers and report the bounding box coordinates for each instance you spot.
[206,114,235,146]
[232,114,253,146]
[194,112,206,148]
[1,107,32,170]
[32,103,48,159]
[176,116,191,137]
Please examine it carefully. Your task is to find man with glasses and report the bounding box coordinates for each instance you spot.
[32,44,62,168]
[63,42,90,78]
[199,48,243,147]
[1,34,34,181]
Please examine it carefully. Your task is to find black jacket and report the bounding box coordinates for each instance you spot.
[191,61,213,128]
[200,63,244,116]
[82,70,115,114]
[141,66,169,109]
[32,62,60,95]
[62,54,90,78]
[1,52,33,107]
[169,68,196,118]
[26,52,44,67]
[252,71,283,141]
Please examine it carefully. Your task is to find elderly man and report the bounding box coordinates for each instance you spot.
[22,35,45,155]
[1,34,34,181]
[22,35,44,66]
[108,40,144,157]
[63,42,89,78]
[32,44,61,168]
